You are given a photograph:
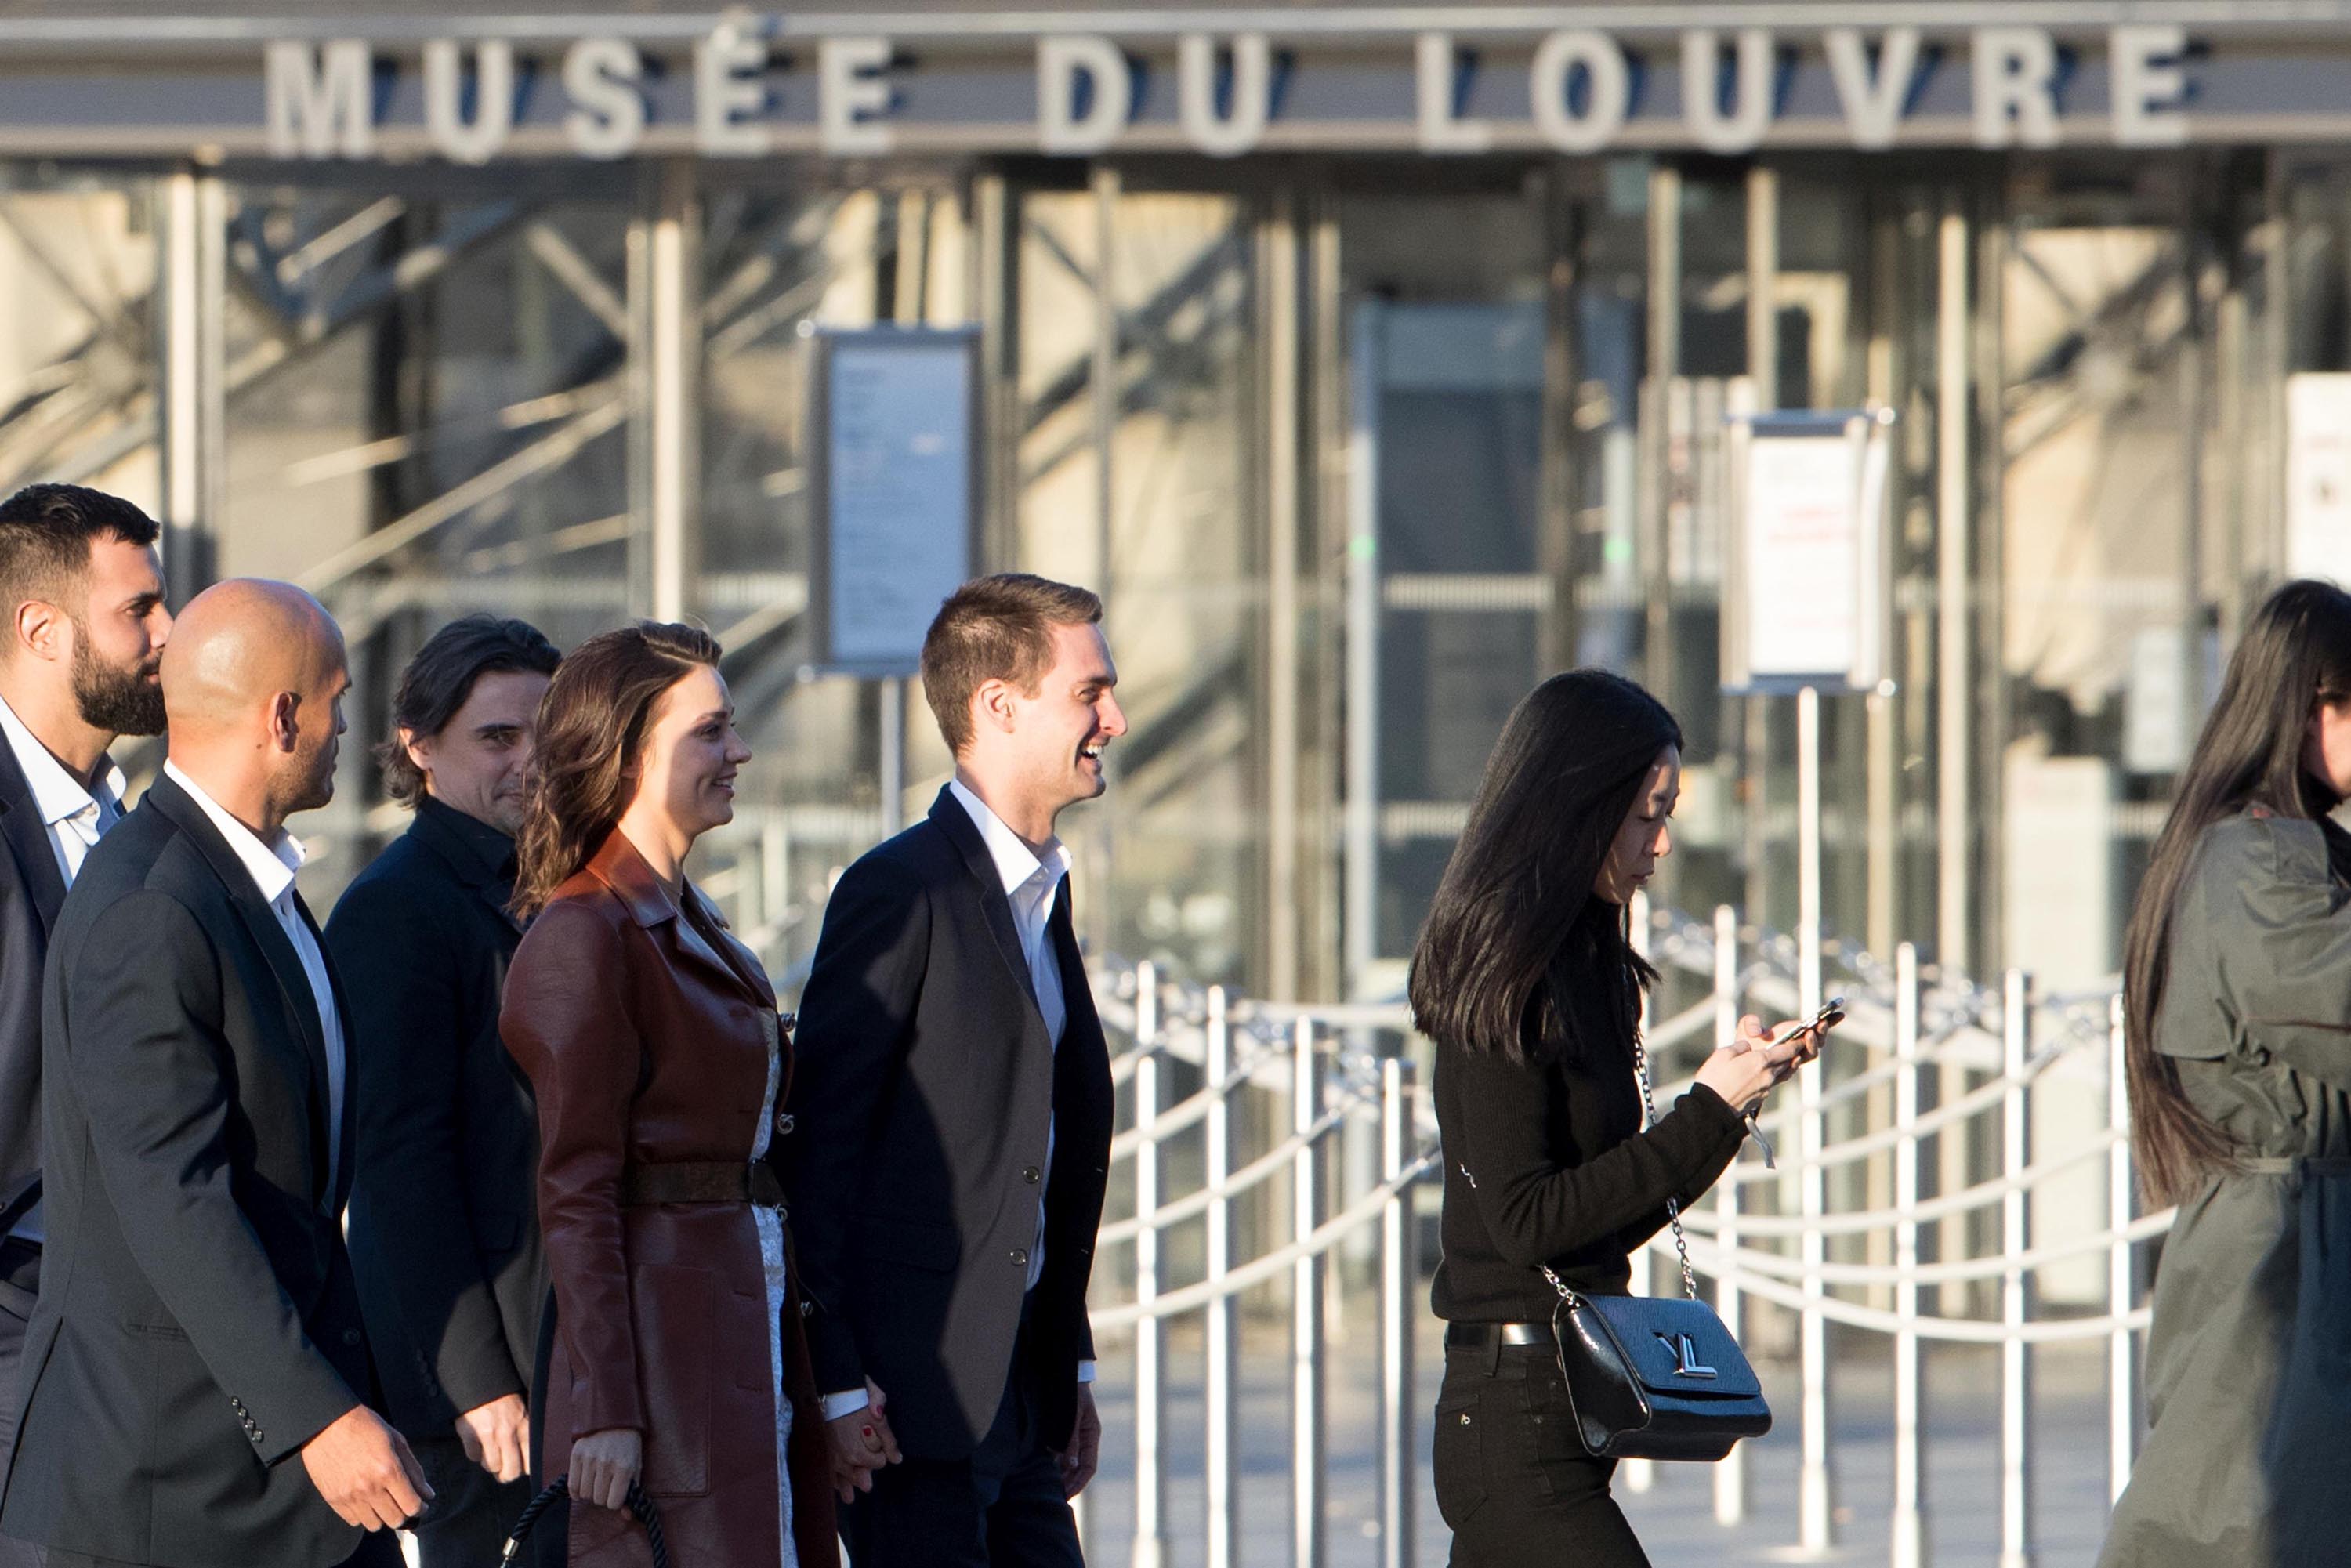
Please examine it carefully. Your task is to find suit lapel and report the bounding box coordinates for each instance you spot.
[929,787,1042,1012]
[146,777,336,1189]
[0,744,68,932]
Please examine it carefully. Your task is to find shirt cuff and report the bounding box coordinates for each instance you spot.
[1077,1360,1096,1385]
[822,1389,871,1420]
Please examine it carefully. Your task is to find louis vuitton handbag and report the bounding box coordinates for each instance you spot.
[1539,1034,1771,1462]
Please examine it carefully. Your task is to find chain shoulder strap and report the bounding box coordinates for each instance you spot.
[1632,1034,1702,1302]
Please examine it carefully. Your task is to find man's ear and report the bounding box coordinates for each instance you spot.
[399,726,431,778]
[972,676,1018,738]
[268,690,302,755]
[12,598,67,665]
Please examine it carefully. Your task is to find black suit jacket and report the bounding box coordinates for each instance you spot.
[0,773,371,1568]
[784,786,1115,1461]
[330,796,543,1441]
[0,732,69,1251]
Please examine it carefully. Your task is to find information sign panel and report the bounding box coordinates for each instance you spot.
[808,328,981,675]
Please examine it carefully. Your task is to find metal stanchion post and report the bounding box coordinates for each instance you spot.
[1379,1059,1417,1568]
[1206,989,1240,1568]
[1892,943,1927,1568]
[2001,971,2034,1568]
[1294,1019,1325,1568]
[2107,993,2136,1506]
[1625,896,1656,1497]
[1132,963,1170,1568]
[1712,904,1747,1527]
[1796,683,1834,1552]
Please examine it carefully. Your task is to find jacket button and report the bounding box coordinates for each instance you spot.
[1009,1248,1030,1267]
[799,1300,813,1318]
[1023,1167,1041,1185]
[775,1111,796,1136]
[342,1329,362,1347]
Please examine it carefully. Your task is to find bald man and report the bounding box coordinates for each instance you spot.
[0,581,429,1568]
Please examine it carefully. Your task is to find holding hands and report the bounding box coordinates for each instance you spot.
[828,1377,904,1503]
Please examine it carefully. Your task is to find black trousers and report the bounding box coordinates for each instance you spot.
[0,1238,42,1568]
[1433,1338,1650,1568]
[842,1300,1085,1568]
[408,1433,536,1568]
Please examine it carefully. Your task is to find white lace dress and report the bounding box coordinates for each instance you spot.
[750,1008,799,1567]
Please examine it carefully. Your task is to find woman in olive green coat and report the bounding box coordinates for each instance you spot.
[2099,579,2351,1568]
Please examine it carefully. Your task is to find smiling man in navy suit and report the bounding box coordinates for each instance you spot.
[788,574,1124,1568]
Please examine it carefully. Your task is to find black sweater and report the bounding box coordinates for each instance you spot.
[1431,1028,1747,1323]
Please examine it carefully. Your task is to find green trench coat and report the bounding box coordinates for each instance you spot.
[2100,812,2351,1568]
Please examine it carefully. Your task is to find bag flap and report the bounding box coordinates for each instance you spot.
[1586,1295,1764,1400]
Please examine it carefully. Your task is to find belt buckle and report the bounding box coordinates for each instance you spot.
[748,1161,786,1210]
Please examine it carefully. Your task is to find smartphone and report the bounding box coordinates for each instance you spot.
[1771,996,1846,1052]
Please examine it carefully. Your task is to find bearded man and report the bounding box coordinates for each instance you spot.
[0,484,171,1568]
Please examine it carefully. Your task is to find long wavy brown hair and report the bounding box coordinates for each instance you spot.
[512,621,723,920]
[2121,580,2351,1204]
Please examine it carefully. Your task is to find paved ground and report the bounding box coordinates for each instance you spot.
[1081,1305,2120,1567]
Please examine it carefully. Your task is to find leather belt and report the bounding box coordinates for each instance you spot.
[1445,1321,1552,1349]
[619,1160,786,1210]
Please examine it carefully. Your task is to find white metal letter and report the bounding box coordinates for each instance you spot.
[563,38,645,160]
[1683,29,1774,154]
[1178,33,1271,157]
[265,41,374,159]
[1530,31,1629,154]
[1973,28,2061,148]
[424,39,513,165]
[1038,35,1131,154]
[820,37,894,154]
[1416,32,1492,153]
[697,24,770,156]
[2111,25,2190,147]
[1825,28,1921,149]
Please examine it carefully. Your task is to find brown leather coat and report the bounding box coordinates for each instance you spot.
[502,832,837,1568]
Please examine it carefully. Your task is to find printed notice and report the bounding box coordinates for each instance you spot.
[822,333,975,672]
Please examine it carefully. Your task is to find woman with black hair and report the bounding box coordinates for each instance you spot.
[2099,580,2351,1568]
[1412,669,1829,1568]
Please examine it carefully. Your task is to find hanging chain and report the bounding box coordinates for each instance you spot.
[1632,1034,1702,1303]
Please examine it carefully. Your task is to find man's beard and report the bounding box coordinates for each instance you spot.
[71,630,165,738]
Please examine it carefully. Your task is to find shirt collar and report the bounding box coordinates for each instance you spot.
[947,777,1071,901]
[0,692,122,828]
[163,759,303,906]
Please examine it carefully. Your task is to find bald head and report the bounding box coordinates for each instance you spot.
[163,579,350,831]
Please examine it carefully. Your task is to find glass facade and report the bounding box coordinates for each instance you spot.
[0,148,2326,1005]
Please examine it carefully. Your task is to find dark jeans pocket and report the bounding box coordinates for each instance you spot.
[1433,1390,1487,1530]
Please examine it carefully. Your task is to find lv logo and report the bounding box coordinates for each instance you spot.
[1655,1331,1719,1380]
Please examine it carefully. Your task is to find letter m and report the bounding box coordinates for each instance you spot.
[266,42,375,158]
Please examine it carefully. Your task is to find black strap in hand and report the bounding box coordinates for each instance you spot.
[502,1476,667,1568]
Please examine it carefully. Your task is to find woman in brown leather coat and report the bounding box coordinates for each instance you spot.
[501,623,838,1568]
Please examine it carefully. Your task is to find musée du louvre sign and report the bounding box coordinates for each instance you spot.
[11,17,2348,161]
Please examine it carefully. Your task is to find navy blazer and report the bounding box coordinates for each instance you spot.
[0,772,373,1568]
[784,786,1115,1461]
[331,796,543,1439]
[0,730,68,1247]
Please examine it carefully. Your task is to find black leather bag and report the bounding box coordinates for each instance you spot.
[1541,1036,1770,1462]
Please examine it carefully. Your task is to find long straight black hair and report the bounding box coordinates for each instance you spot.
[2121,579,2351,1204]
[1409,669,1683,1063]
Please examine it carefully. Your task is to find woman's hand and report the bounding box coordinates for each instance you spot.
[1693,1012,1828,1113]
[569,1426,643,1512]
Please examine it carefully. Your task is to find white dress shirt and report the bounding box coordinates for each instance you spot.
[821,780,1092,1421]
[0,694,125,1244]
[163,761,348,1193]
